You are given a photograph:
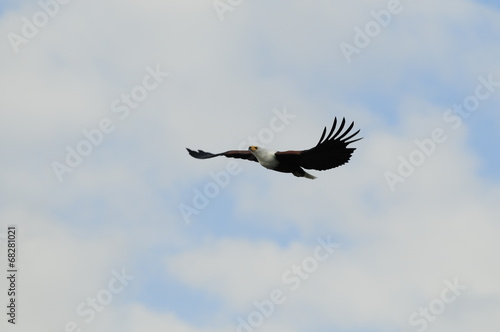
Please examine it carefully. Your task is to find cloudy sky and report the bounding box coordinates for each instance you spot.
[1,0,500,331]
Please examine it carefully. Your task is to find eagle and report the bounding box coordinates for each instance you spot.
[187,117,362,179]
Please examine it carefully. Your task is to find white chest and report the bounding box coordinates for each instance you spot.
[254,150,279,169]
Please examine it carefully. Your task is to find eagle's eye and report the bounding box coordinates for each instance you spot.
[249,146,258,151]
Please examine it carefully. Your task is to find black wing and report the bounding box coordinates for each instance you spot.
[186,148,257,162]
[275,118,362,171]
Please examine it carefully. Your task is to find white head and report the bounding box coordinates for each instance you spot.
[248,146,278,168]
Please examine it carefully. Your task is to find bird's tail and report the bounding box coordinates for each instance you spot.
[293,169,317,179]
[303,171,317,180]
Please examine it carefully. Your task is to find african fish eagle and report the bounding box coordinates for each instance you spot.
[187,117,362,179]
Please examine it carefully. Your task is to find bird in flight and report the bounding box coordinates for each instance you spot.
[187,117,362,179]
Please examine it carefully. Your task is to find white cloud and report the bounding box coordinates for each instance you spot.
[1,0,499,331]
[0,208,130,332]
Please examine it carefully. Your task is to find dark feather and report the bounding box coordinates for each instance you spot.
[186,148,257,162]
[276,117,362,171]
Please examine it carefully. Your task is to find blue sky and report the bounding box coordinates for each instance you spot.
[1,1,500,332]
[474,0,500,9]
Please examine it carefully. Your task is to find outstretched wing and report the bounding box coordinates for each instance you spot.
[275,118,362,171]
[186,148,257,162]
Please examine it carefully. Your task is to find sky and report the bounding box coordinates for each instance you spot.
[0,0,499,331]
